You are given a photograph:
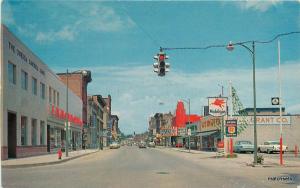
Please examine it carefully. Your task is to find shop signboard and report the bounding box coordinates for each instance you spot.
[177,128,186,136]
[225,120,237,137]
[236,116,291,125]
[199,116,222,132]
[208,97,227,117]
[171,127,178,136]
[160,128,172,137]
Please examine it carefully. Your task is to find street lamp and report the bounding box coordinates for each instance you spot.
[65,69,89,157]
[226,41,258,164]
[180,99,191,153]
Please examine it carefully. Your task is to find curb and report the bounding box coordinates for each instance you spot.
[2,150,100,169]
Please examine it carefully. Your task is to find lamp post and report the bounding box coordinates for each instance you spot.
[65,69,69,157]
[227,41,258,164]
[181,99,190,153]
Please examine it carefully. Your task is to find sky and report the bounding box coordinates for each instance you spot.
[1,1,300,134]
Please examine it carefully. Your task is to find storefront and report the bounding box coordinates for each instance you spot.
[197,116,222,151]
[234,115,300,149]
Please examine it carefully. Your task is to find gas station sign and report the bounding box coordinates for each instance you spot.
[225,120,237,137]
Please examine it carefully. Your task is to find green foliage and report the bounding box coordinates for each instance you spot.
[257,155,264,164]
[226,153,238,158]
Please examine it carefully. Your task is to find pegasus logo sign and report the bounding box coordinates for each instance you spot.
[208,97,227,117]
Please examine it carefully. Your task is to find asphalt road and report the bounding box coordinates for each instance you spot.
[2,147,300,188]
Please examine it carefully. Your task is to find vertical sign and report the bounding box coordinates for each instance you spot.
[225,120,237,137]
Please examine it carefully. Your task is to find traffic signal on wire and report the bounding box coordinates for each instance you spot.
[153,50,169,76]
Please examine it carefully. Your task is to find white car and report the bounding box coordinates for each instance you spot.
[110,142,120,149]
[258,141,288,154]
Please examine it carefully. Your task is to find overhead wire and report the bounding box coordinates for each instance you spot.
[119,3,161,48]
[161,31,300,51]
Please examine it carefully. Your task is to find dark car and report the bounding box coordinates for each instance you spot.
[185,142,197,150]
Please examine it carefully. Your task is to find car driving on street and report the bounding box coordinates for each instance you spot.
[110,142,120,149]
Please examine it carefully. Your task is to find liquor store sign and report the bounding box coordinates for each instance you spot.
[237,116,291,125]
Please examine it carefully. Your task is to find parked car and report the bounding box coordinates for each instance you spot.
[148,141,155,148]
[233,140,254,153]
[110,142,120,149]
[139,142,147,148]
[258,141,288,154]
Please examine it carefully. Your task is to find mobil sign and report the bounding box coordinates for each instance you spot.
[208,97,227,117]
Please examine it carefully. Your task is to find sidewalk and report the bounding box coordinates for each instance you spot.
[1,149,103,168]
[167,147,300,168]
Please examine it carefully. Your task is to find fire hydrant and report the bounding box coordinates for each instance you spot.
[58,148,62,160]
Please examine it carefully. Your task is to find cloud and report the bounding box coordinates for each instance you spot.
[4,2,135,43]
[236,0,282,12]
[73,60,300,134]
[36,25,76,42]
[1,2,16,25]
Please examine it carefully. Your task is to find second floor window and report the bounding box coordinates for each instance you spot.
[49,87,52,103]
[21,70,28,90]
[8,61,16,84]
[32,77,37,95]
[40,82,45,99]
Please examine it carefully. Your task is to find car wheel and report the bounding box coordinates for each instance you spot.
[267,149,272,154]
[282,151,284,154]
[258,148,261,153]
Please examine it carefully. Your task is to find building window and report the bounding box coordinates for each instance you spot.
[49,87,52,103]
[40,121,45,145]
[31,119,37,145]
[32,77,37,95]
[8,61,16,84]
[21,70,28,90]
[21,116,27,146]
[57,92,60,107]
[53,90,56,106]
[40,82,45,99]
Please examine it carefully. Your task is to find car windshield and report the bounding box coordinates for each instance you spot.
[239,141,252,145]
[269,141,280,145]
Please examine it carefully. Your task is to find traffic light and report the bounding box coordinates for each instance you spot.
[153,51,169,76]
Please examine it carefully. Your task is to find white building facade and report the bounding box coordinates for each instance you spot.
[1,25,83,160]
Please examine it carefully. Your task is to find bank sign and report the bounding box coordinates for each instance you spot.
[237,116,291,125]
[208,97,227,117]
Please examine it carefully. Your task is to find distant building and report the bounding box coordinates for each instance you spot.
[111,115,119,141]
[103,95,112,145]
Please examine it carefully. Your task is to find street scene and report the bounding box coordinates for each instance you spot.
[2,146,300,188]
[1,1,300,188]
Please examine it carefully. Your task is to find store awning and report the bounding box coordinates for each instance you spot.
[196,130,218,137]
